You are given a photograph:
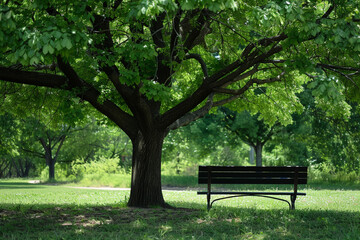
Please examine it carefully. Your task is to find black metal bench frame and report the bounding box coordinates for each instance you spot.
[197,166,307,210]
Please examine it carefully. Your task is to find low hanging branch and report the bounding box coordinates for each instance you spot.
[212,72,285,106]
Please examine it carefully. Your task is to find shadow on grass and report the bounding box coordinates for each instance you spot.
[1,202,359,240]
[0,182,48,190]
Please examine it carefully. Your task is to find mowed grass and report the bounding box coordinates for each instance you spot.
[0,179,359,240]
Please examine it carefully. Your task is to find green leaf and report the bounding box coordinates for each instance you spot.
[5,10,12,20]
[349,37,357,44]
[334,35,341,43]
[181,1,195,10]
[48,45,54,54]
[53,31,62,39]
[307,81,318,89]
[61,38,73,50]
[55,41,62,51]
[30,56,39,65]
[43,45,49,54]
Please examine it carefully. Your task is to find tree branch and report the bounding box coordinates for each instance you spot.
[184,53,208,78]
[20,148,44,158]
[56,57,138,139]
[53,135,66,162]
[167,93,214,130]
[170,6,182,61]
[113,0,123,10]
[0,67,69,89]
[318,63,360,89]
[213,95,242,107]
[213,72,285,106]
[150,12,166,48]
[183,9,212,52]
[316,4,334,24]
[0,59,138,139]
[210,45,283,89]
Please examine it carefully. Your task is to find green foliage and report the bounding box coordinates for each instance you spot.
[40,163,70,182]
[72,157,123,176]
[309,162,360,184]
[40,157,130,186]
[0,113,17,155]
[307,75,351,119]
[163,114,249,172]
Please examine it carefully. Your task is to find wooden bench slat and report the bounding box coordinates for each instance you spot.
[198,172,308,178]
[199,165,307,172]
[197,191,307,195]
[198,178,307,184]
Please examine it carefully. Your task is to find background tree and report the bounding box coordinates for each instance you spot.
[1,1,360,207]
[218,107,281,166]
[266,86,360,172]
[163,112,248,173]
[0,112,20,177]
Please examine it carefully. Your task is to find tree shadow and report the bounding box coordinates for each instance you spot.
[0,181,47,190]
[1,201,359,240]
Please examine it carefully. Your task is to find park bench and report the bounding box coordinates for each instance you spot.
[197,166,307,210]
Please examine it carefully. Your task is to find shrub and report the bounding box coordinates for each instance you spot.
[309,163,360,183]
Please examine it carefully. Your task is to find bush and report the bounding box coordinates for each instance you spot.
[309,163,360,183]
[71,157,124,176]
[40,157,126,182]
[40,163,75,182]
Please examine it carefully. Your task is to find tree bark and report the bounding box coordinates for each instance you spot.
[48,156,55,180]
[255,142,263,167]
[127,129,168,207]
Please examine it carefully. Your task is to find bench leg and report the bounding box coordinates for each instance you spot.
[290,195,296,210]
[207,193,211,210]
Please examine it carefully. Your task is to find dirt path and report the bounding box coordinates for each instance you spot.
[68,186,199,192]
[28,180,200,192]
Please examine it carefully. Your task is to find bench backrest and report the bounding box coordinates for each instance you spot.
[198,166,308,185]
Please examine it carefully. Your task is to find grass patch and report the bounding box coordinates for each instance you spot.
[0,179,360,239]
[71,173,131,188]
[45,172,360,192]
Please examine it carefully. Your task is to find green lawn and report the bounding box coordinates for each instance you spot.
[0,179,359,240]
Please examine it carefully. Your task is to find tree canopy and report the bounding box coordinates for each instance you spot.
[1,0,360,207]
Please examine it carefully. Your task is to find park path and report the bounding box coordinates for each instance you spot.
[68,186,198,192]
[28,180,200,192]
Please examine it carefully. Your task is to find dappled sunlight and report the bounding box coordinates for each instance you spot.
[2,202,359,239]
[1,180,360,239]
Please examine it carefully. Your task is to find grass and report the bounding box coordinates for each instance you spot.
[0,179,359,240]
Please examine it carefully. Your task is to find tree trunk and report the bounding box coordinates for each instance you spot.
[249,146,255,165]
[23,158,32,177]
[40,138,56,180]
[49,160,55,180]
[127,130,167,207]
[48,157,55,180]
[255,142,263,167]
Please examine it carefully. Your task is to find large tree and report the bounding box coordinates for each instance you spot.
[1,1,359,207]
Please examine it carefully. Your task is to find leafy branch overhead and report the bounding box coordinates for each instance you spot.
[1,0,360,207]
[1,1,359,132]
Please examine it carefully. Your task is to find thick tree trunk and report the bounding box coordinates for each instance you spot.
[127,130,168,207]
[48,158,55,180]
[255,142,263,167]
